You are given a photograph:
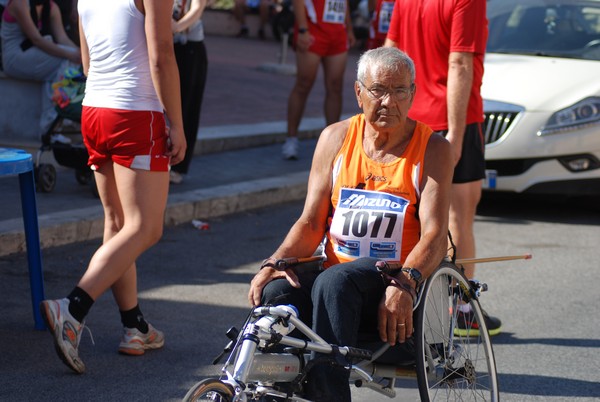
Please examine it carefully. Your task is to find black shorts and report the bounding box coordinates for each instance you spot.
[436,123,486,183]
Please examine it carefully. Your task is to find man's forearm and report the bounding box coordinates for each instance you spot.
[447,52,473,141]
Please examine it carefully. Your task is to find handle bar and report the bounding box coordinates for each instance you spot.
[273,256,324,270]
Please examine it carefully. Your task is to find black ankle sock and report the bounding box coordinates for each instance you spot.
[120,305,149,333]
[67,287,94,323]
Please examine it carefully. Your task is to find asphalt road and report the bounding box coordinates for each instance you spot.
[1,194,599,401]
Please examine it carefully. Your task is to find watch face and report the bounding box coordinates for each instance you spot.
[410,269,422,283]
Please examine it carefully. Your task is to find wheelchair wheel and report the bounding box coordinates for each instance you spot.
[182,378,234,402]
[415,262,499,401]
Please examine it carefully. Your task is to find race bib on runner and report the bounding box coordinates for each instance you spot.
[322,0,346,24]
[377,1,394,33]
[329,188,408,261]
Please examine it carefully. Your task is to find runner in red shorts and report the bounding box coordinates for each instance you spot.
[281,0,356,159]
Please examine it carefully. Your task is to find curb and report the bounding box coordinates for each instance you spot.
[194,116,334,154]
[1,171,309,257]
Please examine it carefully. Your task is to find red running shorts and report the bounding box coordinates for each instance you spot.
[81,106,170,172]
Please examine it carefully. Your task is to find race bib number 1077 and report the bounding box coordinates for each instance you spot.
[329,188,408,260]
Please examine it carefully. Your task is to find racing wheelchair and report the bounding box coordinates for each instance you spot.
[183,257,499,402]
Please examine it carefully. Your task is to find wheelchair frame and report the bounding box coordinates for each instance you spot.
[183,260,499,402]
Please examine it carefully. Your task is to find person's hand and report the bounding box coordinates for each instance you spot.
[296,31,314,52]
[445,130,464,166]
[248,266,301,306]
[67,48,82,64]
[167,124,187,165]
[377,285,414,345]
[346,28,356,48]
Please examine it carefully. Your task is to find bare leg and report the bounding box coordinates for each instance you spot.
[449,180,482,279]
[91,162,137,311]
[287,51,321,137]
[321,51,348,125]
[77,163,169,304]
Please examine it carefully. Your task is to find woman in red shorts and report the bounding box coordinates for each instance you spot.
[39,0,186,374]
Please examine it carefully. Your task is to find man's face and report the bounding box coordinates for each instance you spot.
[355,65,415,130]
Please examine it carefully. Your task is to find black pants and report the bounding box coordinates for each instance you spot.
[173,40,208,174]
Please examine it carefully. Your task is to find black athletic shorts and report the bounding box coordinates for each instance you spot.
[435,122,486,184]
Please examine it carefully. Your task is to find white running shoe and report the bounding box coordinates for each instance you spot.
[118,324,165,356]
[169,171,184,184]
[282,137,299,160]
[40,298,86,374]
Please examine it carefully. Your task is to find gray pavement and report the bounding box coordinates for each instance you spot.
[1,196,599,401]
[0,34,363,256]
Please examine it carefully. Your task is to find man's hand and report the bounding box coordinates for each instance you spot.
[248,266,301,306]
[378,285,414,345]
[296,31,315,52]
[346,27,356,48]
[445,129,464,166]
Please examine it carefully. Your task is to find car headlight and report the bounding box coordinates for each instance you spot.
[538,97,600,135]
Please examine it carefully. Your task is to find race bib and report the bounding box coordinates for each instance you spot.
[377,1,394,33]
[329,188,408,260]
[323,0,346,24]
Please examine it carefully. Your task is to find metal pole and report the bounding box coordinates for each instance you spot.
[456,254,532,265]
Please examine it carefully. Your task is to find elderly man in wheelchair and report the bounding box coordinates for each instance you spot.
[248,46,456,401]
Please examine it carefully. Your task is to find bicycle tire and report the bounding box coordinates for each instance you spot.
[415,262,499,401]
[182,378,234,402]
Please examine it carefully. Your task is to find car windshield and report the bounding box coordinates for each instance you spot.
[487,0,600,60]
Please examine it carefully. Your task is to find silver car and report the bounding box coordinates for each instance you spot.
[483,0,600,195]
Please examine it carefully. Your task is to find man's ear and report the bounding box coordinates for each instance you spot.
[406,83,416,107]
[355,81,364,108]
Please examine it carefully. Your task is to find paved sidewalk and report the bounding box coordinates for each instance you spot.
[0,35,363,256]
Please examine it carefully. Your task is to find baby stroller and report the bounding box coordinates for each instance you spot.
[35,66,95,195]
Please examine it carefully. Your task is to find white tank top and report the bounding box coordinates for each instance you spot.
[78,0,163,112]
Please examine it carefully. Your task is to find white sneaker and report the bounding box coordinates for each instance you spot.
[40,298,86,374]
[118,324,165,356]
[169,171,184,184]
[282,137,299,160]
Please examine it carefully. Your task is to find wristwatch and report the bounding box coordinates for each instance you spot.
[401,268,423,287]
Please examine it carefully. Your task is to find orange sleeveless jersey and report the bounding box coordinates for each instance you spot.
[324,114,433,267]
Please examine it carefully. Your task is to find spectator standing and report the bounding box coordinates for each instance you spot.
[170,0,209,184]
[39,0,186,374]
[385,0,501,335]
[0,0,80,133]
[281,0,356,159]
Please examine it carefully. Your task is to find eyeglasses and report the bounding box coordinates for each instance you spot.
[358,80,414,101]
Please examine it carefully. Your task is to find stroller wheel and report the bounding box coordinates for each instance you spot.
[36,163,57,193]
[75,169,93,185]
